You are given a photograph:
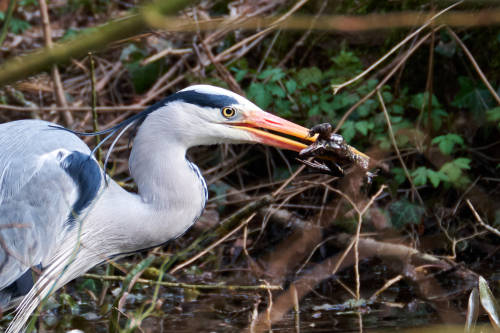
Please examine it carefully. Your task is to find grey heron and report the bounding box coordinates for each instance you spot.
[0,84,313,332]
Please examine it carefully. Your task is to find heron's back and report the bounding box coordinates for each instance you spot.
[0,120,101,306]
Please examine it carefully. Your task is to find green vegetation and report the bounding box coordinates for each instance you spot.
[0,0,499,331]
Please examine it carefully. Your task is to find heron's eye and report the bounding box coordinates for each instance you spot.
[221,107,236,119]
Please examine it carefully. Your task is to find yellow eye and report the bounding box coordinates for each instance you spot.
[221,107,236,119]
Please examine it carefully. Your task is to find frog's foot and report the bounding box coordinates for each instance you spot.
[298,143,328,158]
[296,158,345,177]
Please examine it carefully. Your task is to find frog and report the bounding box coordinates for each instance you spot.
[298,123,375,181]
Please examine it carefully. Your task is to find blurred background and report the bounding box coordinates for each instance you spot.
[0,0,499,331]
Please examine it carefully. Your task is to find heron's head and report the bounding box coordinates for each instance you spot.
[145,84,313,151]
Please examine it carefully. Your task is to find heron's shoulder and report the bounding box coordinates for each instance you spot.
[0,119,89,151]
[0,119,96,205]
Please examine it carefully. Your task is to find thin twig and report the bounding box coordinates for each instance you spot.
[369,275,404,300]
[332,1,463,94]
[169,213,257,273]
[82,272,281,291]
[466,199,500,237]
[334,28,436,133]
[377,90,424,205]
[89,52,102,163]
[0,0,17,47]
[446,27,500,105]
[291,284,300,333]
[39,0,73,126]
[354,185,386,299]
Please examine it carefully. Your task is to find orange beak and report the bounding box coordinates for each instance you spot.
[228,110,314,152]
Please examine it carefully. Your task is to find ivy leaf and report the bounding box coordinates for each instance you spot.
[389,200,425,229]
[431,133,464,155]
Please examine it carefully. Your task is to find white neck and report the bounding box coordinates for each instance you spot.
[86,114,207,254]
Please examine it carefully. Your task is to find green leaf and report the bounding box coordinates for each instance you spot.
[390,104,404,115]
[440,158,471,183]
[354,120,373,136]
[126,61,161,94]
[431,134,464,155]
[233,68,247,82]
[308,105,321,117]
[357,99,377,117]
[411,166,428,186]
[275,99,292,117]
[356,79,378,95]
[120,44,145,62]
[382,91,393,103]
[267,84,286,98]
[19,0,38,5]
[258,67,285,82]
[410,92,441,109]
[296,67,322,87]
[331,50,362,72]
[494,209,500,227]
[9,18,31,34]
[452,76,493,113]
[77,278,98,293]
[427,169,448,188]
[285,79,297,94]
[392,167,406,185]
[389,199,425,229]
[427,108,448,130]
[341,121,356,142]
[454,157,471,169]
[486,106,500,128]
[61,28,80,42]
[247,82,272,109]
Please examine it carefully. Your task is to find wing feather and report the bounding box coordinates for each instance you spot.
[0,120,102,305]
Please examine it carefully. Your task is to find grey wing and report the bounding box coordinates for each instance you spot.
[0,120,102,305]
